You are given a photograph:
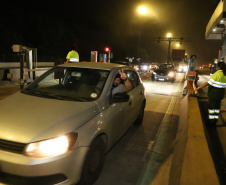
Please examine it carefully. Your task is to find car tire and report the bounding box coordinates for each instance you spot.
[78,137,105,185]
[134,102,145,125]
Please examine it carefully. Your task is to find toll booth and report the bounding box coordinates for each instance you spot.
[99,54,107,62]
[91,51,98,62]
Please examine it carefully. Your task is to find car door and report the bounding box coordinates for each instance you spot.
[125,70,144,125]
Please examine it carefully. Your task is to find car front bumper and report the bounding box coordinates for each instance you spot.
[154,75,175,81]
[0,147,89,185]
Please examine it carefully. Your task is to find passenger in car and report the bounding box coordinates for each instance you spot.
[112,69,132,95]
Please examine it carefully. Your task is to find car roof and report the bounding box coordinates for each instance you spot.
[58,62,127,70]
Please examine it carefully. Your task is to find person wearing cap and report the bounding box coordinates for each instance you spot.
[65,45,79,63]
[112,69,132,96]
[195,62,226,126]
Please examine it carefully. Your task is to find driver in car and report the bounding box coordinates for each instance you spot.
[112,69,132,96]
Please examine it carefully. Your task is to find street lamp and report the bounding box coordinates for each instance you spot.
[138,6,148,15]
[137,6,148,60]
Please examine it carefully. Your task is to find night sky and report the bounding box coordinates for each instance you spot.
[0,0,222,66]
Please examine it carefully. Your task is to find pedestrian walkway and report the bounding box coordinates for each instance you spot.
[197,87,226,185]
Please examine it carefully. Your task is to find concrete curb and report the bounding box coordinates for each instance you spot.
[171,95,220,185]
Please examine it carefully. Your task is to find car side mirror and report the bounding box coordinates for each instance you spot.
[112,93,129,103]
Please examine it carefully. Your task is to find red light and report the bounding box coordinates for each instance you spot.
[105,47,110,52]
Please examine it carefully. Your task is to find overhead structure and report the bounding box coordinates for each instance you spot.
[157,37,191,63]
[205,0,226,40]
[206,0,226,62]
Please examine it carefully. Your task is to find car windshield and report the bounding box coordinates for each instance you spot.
[22,67,110,102]
[156,64,173,70]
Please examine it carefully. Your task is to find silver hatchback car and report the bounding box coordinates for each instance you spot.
[0,62,146,185]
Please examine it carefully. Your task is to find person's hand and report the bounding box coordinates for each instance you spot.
[194,87,199,91]
[119,69,127,80]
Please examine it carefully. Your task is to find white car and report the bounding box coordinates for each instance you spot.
[0,62,146,185]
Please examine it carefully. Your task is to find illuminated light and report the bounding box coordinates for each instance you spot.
[167,33,172,38]
[38,136,69,156]
[92,120,94,124]
[213,28,216,32]
[168,72,174,77]
[104,47,110,52]
[25,134,77,158]
[138,6,148,14]
[221,20,224,23]
[26,143,36,152]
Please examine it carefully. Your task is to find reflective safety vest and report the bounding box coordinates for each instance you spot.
[207,70,226,121]
[66,50,79,62]
[208,70,226,88]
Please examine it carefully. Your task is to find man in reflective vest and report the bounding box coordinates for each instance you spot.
[195,62,226,126]
[65,45,79,63]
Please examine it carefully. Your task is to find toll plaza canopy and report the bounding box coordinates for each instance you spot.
[206,0,226,40]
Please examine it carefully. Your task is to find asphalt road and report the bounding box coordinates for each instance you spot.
[94,73,185,185]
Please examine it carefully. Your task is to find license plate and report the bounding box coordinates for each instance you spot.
[159,78,164,81]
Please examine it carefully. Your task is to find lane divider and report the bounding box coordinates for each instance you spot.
[136,77,184,185]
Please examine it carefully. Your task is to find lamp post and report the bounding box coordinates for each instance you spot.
[137,6,148,59]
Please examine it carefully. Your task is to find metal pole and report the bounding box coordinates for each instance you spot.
[107,51,111,63]
[167,38,171,63]
[138,31,141,58]
[20,52,24,90]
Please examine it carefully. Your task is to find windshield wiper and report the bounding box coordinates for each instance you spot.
[50,95,87,102]
[21,89,86,102]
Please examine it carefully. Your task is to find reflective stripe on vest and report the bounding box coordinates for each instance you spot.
[208,109,215,114]
[208,78,226,88]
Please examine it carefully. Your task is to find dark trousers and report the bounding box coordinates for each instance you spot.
[208,86,225,126]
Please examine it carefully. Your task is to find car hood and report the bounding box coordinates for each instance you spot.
[154,69,171,75]
[0,92,100,143]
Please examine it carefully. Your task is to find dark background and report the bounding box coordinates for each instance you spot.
[0,0,223,66]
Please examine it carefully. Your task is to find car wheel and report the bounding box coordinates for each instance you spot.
[134,102,145,125]
[78,137,105,185]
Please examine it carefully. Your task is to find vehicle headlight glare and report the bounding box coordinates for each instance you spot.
[152,72,156,75]
[168,72,174,77]
[24,133,77,158]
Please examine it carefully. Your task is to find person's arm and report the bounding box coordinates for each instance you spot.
[65,59,70,63]
[122,78,132,93]
[195,82,208,91]
[119,69,132,93]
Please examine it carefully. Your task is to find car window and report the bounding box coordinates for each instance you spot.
[23,67,110,102]
[126,70,140,89]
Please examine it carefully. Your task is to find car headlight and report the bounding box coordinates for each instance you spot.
[168,72,174,77]
[152,72,156,75]
[143,66,148,70]
[24,132,78,158]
